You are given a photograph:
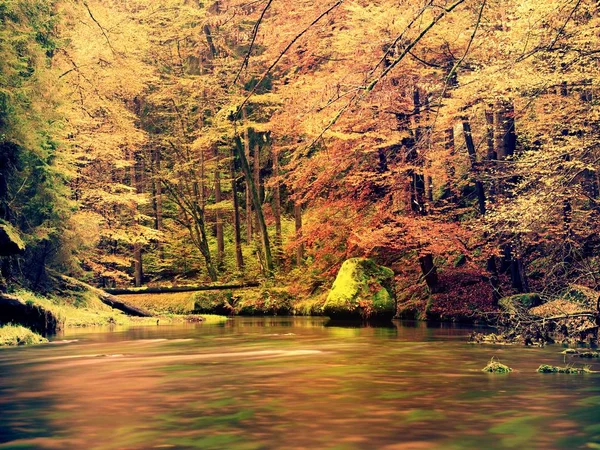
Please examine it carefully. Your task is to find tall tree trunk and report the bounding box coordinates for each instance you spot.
[425,163,434,202]
[484,107,496,160]
[294,202,304,266]
[409,87,426,214]
[462,119,486,215]
[494,99,516,160]
[129,151,143,287]
[243,108,253,242]
[193,213,218,281]
[230,148,244,271]
[441,126,456,201]
[214,147,224,269]
[234,138,273,275]
[152,148,164,259]
[272,144,283,263]
[494,99,527,292]
[253,141,261,235]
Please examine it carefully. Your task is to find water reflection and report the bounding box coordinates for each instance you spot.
[0,317,598,449]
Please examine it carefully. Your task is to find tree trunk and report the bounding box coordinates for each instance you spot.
[462,119,486,215]
[294,202,303,266]
[230,148,244,271]
[272,144,283,263]
[409,87,426,214]
[484,107,496,160]
[253,142,261,203]
[253,141,261,236]
[441,126,456,201]
[130,151,143,287]
[419,253,438,293]
[234,138,273,275]
[243,108,253,242]
[214,147,224,269]
[152,148,164,259]
[494,99,516,160]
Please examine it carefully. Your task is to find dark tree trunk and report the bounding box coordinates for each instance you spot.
[409,87,426,214]
[494,99,516,160]
[294,202,304,266]
[230,148,244,271]
[419,253,439,293]
[152,148,164,258]
[130,151,143,287]
[234,137,273,275]
[272,144,283,264]
[462,119,486,215]
[214,147,224,269]
[243,109,253,242]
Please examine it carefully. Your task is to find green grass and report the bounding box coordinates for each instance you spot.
[115,292,196,314]
[0,324,47,346]
[12,289,228,330]
[16,289,132,327]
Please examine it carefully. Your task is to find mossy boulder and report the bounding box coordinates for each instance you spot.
[499,293,542,314]
[323,258,395,319]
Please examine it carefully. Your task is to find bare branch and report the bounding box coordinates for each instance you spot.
[233,0,274,85]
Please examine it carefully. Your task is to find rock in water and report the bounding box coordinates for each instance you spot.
[323,258,395,319]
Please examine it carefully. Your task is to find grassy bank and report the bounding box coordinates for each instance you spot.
[0,285,228,347]
[0,324,47,346]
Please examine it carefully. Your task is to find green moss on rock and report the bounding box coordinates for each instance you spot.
[537,364,592,374]
[323,258,395,319]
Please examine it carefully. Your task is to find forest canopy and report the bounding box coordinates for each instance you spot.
[1,0,599,315]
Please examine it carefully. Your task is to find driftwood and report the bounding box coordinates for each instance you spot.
[105,282,260,296]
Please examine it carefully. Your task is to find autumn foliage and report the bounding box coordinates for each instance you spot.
[1,0,600,317]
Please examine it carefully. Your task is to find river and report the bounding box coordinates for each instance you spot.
[0,317,599,449]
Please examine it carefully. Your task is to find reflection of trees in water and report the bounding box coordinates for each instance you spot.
[0,321,599,448]
[0,366,55,445]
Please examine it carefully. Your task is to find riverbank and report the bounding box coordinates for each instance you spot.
[0,324,47,346]
[118,273,599,346]
[0,280,229,346]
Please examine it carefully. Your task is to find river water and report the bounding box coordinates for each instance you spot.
[0,317,599,449]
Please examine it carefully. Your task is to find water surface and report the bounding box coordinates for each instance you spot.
[0,317,599,449]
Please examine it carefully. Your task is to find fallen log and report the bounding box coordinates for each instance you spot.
[48,272,153,317]
[96,291,152,317]
[105,282,260,296]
